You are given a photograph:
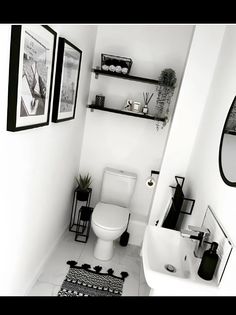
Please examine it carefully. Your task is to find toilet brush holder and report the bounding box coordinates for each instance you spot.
[119,213,131,247]
[120,230,130,246]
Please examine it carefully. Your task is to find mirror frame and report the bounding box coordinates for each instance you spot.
[219,95,236,187]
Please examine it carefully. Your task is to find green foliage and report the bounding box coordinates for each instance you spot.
[76,173,92,191]
[158,68,177,88]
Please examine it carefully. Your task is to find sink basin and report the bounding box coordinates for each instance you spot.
[142,225,221,295]
[142,225,193,290]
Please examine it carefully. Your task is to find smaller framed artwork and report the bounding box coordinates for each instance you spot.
[52,37,82,123]
[7,25,57,131]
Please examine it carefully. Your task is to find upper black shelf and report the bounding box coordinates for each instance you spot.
[92,68,160,85]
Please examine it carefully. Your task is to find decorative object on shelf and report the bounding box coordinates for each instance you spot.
[101,53,133,75]
[155,68,177,131]
[132,101,142,113]
[7,25,57,132]
[76,173,92,201]
[123,99,133,111]
[142,92,154,115]
[58,261,129,296]
[123,99,147,115]
[52,37,82,123]
[95,94,105,107]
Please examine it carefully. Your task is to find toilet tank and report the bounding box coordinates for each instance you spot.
[101,167,137,208]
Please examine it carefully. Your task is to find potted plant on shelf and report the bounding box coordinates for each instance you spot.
[76,173,92,201]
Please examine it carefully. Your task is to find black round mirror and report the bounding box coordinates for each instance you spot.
[219,96,236,186]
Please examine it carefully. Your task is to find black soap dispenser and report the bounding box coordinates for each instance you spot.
[198,242,219,281]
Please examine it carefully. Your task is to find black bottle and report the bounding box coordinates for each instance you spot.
[198,242,219,281]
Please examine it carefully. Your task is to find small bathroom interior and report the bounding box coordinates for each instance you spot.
[1,23,236,297]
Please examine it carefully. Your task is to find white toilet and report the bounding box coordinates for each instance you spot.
[91,167,137,261]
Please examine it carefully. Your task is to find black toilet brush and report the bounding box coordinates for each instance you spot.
[119,213,131,247]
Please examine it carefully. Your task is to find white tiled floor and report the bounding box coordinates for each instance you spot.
[28,228,151,296]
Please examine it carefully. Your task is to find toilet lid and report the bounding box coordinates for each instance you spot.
[92,202,130,231]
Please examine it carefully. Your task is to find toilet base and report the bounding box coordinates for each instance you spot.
[94,238,114,261]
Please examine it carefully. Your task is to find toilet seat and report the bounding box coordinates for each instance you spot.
[92,202,129,231]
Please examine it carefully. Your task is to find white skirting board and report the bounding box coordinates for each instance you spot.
[24,226,68,296]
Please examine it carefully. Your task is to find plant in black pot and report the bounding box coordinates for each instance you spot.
[76,173,92,202]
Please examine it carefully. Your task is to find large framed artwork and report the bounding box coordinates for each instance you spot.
[7,25,57,131]
[52,37,82,123]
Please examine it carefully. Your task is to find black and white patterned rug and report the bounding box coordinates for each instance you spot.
[58,261,129,296]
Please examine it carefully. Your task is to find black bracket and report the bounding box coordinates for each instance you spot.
[151,170,160,176]
[169,176,185,189]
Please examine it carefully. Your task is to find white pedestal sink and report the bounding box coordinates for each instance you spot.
[142,225,220,296]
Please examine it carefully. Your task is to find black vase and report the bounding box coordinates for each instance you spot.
[76,189,89,201]
[80,206,93,221]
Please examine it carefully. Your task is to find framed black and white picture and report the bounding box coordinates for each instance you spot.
[7,25,57,132]
[52,37,82,123]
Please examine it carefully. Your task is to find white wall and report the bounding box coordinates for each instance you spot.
[79,25,194,235]
[182,25,236,294]
[148,25,226,226]
[0,24,97,295]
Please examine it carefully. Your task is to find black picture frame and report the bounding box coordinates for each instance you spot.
[7,25,57,132]
[52,37,82,123]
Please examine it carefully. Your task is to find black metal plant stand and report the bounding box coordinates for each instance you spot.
[69,187,93,243]
[74,206,93,243]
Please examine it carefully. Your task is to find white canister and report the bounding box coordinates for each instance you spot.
[132,102,141,112]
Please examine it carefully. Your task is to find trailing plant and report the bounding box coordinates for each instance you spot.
[155,68,177,130]
[158,68,177,88]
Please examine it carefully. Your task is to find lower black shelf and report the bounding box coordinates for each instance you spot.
[87,105,166,121]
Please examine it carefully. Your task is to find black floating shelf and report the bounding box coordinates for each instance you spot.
[92,68,160,85]
[87,105,166,121]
